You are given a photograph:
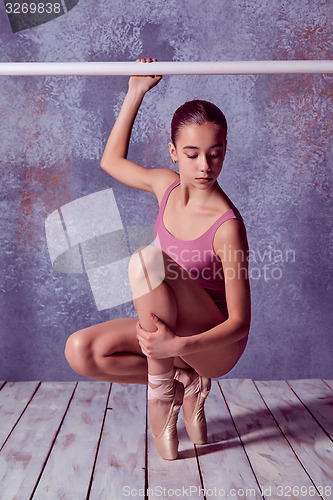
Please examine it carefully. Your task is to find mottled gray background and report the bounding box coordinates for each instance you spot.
[0,1,332,381]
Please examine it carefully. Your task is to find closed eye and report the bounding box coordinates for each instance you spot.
[186,151,222,160]
[186,153,221,159]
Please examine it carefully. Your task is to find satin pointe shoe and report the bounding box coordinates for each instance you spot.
[183,375,211,445]
[150,379,185,460]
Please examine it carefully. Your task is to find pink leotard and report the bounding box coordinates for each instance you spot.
[153,177,248,361]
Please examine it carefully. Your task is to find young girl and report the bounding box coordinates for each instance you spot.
[65,57,251,461]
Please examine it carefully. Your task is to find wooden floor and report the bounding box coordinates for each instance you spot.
[0,379,332,500]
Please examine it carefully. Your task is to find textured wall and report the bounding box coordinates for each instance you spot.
[0,1,332,381]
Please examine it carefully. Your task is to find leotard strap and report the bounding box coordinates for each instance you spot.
[157,177,243,245]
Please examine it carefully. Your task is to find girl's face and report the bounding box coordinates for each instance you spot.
[169,122,227,186]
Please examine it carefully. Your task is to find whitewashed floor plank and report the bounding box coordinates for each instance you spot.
[148,401,203,499]
[256,380,333,496]
[196,381,262,499]
[323,380,333,391]
[33,381,110,500]
[89,383,146,500]
[220,379,322,499]
[287,379,333,439]
[0,381,40,449]
[1,379,331,499]
[0,382,76,500]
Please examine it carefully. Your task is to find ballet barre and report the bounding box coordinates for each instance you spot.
[0,60,332,76]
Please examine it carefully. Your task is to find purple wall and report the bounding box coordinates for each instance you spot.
[0,1,332,381]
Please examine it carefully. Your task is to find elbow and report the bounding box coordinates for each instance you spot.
[241,321,251,338]
[100,160,114,175]
[238,307,251,337]
[238,313,251,335]
[240,317,251,338]
[100,157,122,173]
[228,315,251,339]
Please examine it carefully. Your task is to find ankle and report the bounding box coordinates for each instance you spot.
[174,367,195,384]
[174,368,200,397]
[148,369,175,401]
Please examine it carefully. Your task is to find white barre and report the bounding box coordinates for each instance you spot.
[0,60,332,76]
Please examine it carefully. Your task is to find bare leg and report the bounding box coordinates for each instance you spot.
[65,316,190,383]
[65,318,148,383]
[128,246,178,437]
[66,245,244,444]
[127,245,242,439]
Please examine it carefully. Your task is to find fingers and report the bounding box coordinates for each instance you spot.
[148,312,166,328]
[136,321,145,337]
[133,57,162,82]
[149,312,158,322]
[136,324,151,357]
[136,57,155,63]
[135,321,152,341]
[135,315,163,336]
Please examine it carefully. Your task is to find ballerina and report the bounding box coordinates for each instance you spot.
[65,57,251,460]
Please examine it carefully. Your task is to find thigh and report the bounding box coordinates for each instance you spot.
[70,317,143,357]
[81,317,200,371]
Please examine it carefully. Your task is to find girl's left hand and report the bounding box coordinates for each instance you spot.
[136,313,180,359]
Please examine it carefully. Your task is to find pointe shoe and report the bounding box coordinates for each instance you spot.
[150,379,184,460]
[183,376,211,445]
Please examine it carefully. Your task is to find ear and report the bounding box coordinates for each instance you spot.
[168,142,177,163]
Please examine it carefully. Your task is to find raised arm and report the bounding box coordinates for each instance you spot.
[100,58,163,193]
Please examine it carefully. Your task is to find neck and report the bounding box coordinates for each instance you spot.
[178,177,222,208]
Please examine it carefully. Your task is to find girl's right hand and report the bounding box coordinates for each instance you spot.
[128,57,162,95]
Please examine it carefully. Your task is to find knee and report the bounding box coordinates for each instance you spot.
[128,245,165,299]
[64,329,94,375]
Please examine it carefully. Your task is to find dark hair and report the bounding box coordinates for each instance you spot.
[171,100,227,145]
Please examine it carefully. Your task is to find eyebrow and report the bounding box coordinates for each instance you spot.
[183,144,224,150]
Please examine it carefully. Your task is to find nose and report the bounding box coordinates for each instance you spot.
[200,155,210,172]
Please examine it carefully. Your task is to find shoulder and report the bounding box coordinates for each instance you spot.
[150,169,179,205]
[213,215,248,261]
